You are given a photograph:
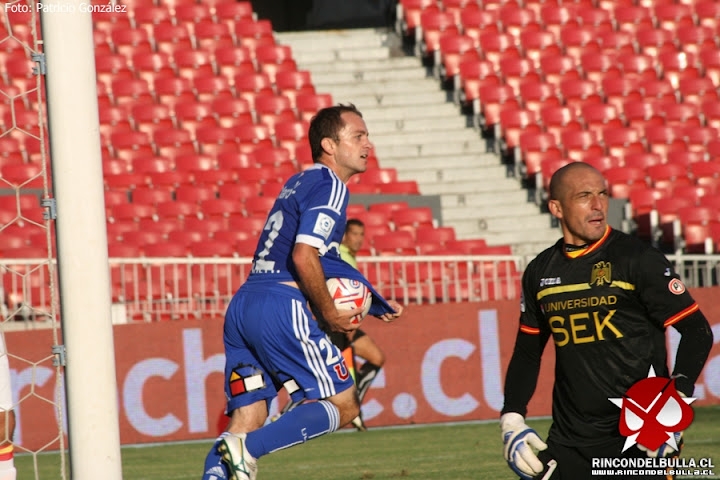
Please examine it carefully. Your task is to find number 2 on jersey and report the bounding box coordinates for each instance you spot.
[253,210,284,273]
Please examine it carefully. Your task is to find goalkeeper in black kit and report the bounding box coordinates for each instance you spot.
[500,163,714,480]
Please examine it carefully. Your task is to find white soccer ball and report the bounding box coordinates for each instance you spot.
[326,277,372,325]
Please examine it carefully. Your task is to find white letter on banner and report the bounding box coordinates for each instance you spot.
[700,324,720,399]
[183,328,224,433]
[479,309,504,411]
[422,339,478,416]
[12,366,54,446]
[124,358,181,436]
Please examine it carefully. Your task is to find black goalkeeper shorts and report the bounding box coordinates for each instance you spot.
[532,437,673,480]
[327,328,367,351]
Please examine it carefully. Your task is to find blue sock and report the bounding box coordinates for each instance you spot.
[246,400,340,458]
[201,434,230,480]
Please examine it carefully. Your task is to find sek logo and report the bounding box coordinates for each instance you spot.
[609,367,695,453]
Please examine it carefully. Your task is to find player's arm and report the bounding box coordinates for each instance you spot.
[671,310,713,397]
[634,249,714,397]
[502,328,550,417]
[292,242,362,333]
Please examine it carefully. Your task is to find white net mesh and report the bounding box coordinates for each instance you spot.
[1,1,67,478]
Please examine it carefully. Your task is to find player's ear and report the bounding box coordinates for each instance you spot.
[548,199,562,219]
[320,137,335,156]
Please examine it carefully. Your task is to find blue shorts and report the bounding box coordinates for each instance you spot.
[223,282,354,414]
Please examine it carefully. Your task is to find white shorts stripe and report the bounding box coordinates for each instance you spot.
[291,300,335,398]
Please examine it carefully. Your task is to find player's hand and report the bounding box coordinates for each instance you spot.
[378,300,403,323]
[324,307,364,333]
[500,412,548,480]
[639,431,684,458]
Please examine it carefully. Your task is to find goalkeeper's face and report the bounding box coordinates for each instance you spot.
[550,166,609,246]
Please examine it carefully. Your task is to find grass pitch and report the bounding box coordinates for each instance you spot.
[18,406,720,479]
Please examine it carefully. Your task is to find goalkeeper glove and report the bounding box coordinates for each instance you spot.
[638,431,684,458]
[500,412,548,480]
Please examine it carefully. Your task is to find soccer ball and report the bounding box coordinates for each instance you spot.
[326,277,372,324]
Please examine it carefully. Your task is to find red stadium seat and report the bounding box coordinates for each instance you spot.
[624,152,662,171]
[391,207,434,229]
[153,23,192,55]
[155,201,201,219]
[676,25,716,56]
[173,50,214,80]
[296,93,334,122]
[614,6,654,35]
[436,34,477,81]
[459,7,498,45]
[498,108,538,150]
[194,20,234,50]
[110,27,152,58]
[498,6,540,39]
[604,166,648,198]
[580,52,622,85]
[597,30,634,55]
[214,1,254,29]
[244,196,276,217]
[519,30,559,69]
[477,32,521,70]
[372,232,417,256]
[518,81,560,114]
[539,54,580,87]
[559,26,602,61]
[635,28,677,58]
[110,203,156,222]
[539,5,580,38]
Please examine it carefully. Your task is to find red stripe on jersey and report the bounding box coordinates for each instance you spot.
[565,226,612,258]
[520,325,540,335]
[664,302,699,328]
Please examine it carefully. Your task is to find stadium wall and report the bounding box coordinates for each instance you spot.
[7,288,720,451]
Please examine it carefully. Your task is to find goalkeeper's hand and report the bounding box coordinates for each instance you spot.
[638,431,684,458]
[500,412,548,480]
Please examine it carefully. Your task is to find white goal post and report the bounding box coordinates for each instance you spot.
[40,1,123,479]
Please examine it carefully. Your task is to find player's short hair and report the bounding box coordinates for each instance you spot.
[308,104,363,162]
[345,218,365,232]
[548,162,601,201]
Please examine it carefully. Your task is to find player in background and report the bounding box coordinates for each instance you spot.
[201,104,403,480]
[0,332,15,480]
[500,162,713,480]
[334,218,386,431]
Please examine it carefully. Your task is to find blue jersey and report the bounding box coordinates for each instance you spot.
[247,164,348,283]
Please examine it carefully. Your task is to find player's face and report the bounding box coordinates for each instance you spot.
[550,167,609,245]
[343,224,365,254]
[331,112,372,182]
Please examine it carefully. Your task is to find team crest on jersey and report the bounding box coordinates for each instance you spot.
[591,261,612,286]
[668,278,686,295]
[313,213,335,239]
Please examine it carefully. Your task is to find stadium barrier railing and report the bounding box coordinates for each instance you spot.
[3,253,720,324]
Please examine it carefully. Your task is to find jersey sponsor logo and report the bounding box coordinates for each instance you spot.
[539,277,561,287]
[664,267,672,277]
[591,261,612,286]
[668,278,686,295]
[519,291,525,313]
[609,367,695,453]
[313,212,335,239]
[278,180,301,199]
[549,309,623,346]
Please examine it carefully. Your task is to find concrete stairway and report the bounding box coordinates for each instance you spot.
[277,28,560,255]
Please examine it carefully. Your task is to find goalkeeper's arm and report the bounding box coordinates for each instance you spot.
[500,328,551,479]
[502,328,550,417]
[670,310,713,397]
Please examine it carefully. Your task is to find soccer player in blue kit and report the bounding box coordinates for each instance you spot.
[202,104,404,480]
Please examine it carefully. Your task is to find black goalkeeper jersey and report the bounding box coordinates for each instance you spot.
[520,227,699,446]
